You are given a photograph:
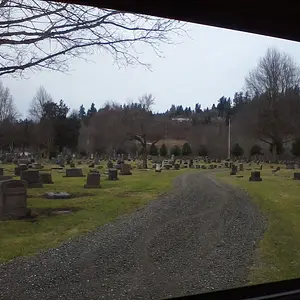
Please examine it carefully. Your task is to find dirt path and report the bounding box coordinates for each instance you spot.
[0,172,266,300]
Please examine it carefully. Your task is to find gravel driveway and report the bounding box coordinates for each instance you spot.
[0,172,265,300]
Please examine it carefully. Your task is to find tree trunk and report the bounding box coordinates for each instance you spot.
[272,144,277,163]
[142,146,148,169]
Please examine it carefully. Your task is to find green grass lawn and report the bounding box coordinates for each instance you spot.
[216,165,300,284]
[0,162,193,263]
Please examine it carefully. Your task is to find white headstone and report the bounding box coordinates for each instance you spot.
[155,164,161,172]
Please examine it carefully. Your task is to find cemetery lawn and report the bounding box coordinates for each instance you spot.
[0,165,192,263]
[216,167,300,284]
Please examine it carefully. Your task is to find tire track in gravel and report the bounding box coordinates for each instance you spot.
[0,172,266,300]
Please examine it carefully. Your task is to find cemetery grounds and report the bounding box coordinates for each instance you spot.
[1,160,300,285]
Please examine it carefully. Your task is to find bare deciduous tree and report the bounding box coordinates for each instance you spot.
[244,47,300,161]
[28,86,53,121]
[0,80,19,122]
[138,93,155,111]
[0,0,185,77]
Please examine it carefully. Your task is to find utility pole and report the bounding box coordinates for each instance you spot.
[228,118,231,159]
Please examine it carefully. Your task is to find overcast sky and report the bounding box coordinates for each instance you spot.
[2,21,300,117]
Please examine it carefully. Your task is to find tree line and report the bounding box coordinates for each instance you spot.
[1,47,300,166]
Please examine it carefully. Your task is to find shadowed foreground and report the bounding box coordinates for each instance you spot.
[0,172,265,300]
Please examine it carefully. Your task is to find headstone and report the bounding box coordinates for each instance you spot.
[5,153,14,163]
[239,163,244,171]
[224,162,229,168]
[195,165,200,169]
[65,168,85,177]
[88,162,95,168]
[108,168,118,180]
[293,173,300,180]
[164,164,172,170]
[249,171,262,182]
[174,163,180,170]
[120,163,132,175]
[0,180,29,220]
[155,164,161,172]
[18,159,30,166]
[32,163,43,169]
[59,157,65,167]
[209,164,214,169]
[21,170,43,188]
[44,192,71,199]
[230,165,238,175]
[14,164,28,176]
[70,162,75,168]
[40,173,54,184]
[51,157,56,164]
[0,175,13,181]
[84,173,101,188]
[0,168,3,176]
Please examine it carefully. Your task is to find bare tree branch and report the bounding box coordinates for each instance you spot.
[0,0,186,77]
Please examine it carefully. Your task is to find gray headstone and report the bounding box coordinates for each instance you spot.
[0,180,29,220]
[21,170,43,188]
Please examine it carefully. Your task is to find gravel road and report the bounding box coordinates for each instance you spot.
[0,172,266,300]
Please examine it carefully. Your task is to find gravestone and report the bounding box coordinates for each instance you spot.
[201,165,207,169]
[65,168,85,177]
[249,171,262,182]
[230,165,238,175]
[70,162,75,168]
[32,163,43,169]
[21,170,43,188]
[120,163,132,175]
[164,164,172,170]
[224,162,229,168]
[84,173,101,188]
[195,165,200,169]
[0,175,13,181]
[155,164,161,172]
[59,157,65,167]
[44,192,71,199]
[0,179,29,220]
[293,173,300,180]
[0,168,3,176]
[108,168,118,180]
[239,163,244,171]
[39,173,54,184]
[174,163,180,170]
[115,163,122,170]
[88,162,95,168]
[209,164,214,169]
[14,164,28,176]
[5,154,14,163]
[18,159,29,166]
